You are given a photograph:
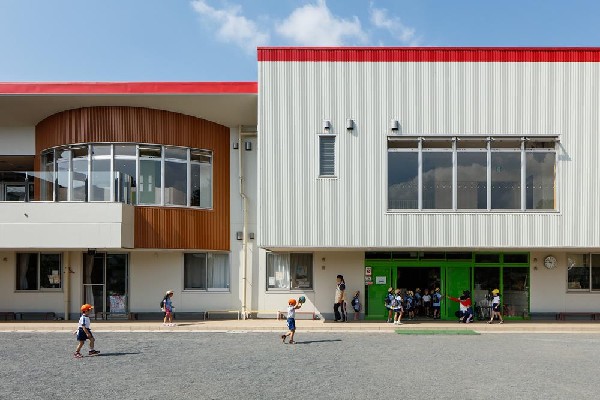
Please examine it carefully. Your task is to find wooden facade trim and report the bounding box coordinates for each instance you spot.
[35,106,230,250]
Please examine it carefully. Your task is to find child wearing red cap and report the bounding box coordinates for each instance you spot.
[74,304,100,358]
[281,298,302,344]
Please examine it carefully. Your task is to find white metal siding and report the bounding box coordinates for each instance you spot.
[258,61,600,249]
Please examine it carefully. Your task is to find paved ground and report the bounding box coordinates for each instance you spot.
[1,330,599,400]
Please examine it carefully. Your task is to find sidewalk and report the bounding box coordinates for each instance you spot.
[2,319,600,333]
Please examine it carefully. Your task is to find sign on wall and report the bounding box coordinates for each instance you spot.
[375,276,387,285]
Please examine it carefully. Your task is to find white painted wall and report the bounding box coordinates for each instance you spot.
[0,127,35,155]
[258,250,364,319]
[0,203,134,249]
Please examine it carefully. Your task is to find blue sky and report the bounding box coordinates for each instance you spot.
[1,0,599,82]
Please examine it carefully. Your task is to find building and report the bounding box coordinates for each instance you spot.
[1,48,600,321]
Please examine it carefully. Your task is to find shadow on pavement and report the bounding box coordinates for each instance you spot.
[295,339,342,345]
[96,352,141,357]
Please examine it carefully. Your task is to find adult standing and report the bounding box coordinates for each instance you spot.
[334,274,347,322]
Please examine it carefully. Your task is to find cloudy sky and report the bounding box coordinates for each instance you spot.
[1,0,599,81]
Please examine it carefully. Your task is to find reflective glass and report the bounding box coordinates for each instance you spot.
[457,152,487,209]
[503,267,529,317]
[91,159,112,201]
[526,152,555,210]
[165,160,187,206]
[491,152,521,209]
[138,159,161,205]
[388,152,418,209]
[422,152,452,209]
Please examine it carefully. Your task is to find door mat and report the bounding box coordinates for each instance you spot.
[395,329,480,335]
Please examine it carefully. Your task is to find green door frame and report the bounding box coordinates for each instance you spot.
[364,252,530,321]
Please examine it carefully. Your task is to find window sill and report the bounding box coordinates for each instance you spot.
[182,289,230,293]
[266,289,314,293]
[317,176,337,180]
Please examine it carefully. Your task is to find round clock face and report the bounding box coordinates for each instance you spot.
[544,256,557,269]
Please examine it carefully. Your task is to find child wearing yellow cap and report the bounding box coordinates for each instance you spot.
[488,289,504,324]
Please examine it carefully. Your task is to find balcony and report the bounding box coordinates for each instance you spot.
[0,171,134,249]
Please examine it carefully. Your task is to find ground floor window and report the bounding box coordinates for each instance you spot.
[266,253,313,290]
[567,253,600,291]
[184,253,230,291]
[16,253,62,291]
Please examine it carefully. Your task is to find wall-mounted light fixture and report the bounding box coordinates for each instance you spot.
[233,142,239,150]
[236,231,243,240]
[323,120,331,131]
[390,119,399,131]
[244,141,252,151]
[346,119,354,131]
[249,232,255,240]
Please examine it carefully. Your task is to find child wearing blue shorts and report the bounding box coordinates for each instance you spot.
[74,304,100,358]
[281,298,302,344]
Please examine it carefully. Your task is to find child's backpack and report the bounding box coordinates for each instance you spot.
[384,293,393,306]
[159,297,166,310]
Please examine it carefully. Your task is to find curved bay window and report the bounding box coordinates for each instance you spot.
[41,143,213,209]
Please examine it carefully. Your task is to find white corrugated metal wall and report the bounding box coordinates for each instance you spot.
[258,61,600,249]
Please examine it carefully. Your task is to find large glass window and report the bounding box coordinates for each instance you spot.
[491,151,521,210]
[90,144,112,201]
[422,149,453,209]
[16,253,62,291]
[387,136,556,212]
[267,253,313,290]
[164,147,188,206]
[457,152,487,209]
[503,267,529,317]
[71,146,89,202]
[388,147,418,210]
[184,253,229,291]
[191,150,212,208]
[567,254,589,290]
[56,148,70,202]
[138,145,162,205]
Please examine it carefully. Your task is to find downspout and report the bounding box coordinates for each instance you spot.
[239,126,249,319]
[64,251,70,320]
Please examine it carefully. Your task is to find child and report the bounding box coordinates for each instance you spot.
[392,289,404,325]
[384,287,395,323]
[432,288,442,319]
[405,290,414,320]
[351,291,361,320]
[162,290,176,327]
[74,304,100,358]
[448,290,473,323]
[488,289,504,324]
[414,288,422,317]
[422,289,432,318]
[281,298,302,344]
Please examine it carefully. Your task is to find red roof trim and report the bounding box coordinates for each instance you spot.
[258,47,600,62]
[0,82,258,95]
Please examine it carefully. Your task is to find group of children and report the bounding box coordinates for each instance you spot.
[385,287,443,324]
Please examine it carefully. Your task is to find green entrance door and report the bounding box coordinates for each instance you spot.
[445,266,471,319]
[365,266,392,320]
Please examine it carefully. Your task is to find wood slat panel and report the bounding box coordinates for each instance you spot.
[35,106,229,250]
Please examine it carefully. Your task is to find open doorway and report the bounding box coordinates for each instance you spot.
[396,267,441,293]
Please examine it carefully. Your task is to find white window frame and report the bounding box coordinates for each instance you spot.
[266,252,314,292]
[183,252,230,292]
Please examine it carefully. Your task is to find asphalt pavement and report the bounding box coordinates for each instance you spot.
[1,331,599,400]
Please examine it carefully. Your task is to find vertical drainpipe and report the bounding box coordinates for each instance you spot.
[64,251,70,320]
[239,126,248,319]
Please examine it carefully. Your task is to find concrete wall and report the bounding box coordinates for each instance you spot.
[0,127,35,155]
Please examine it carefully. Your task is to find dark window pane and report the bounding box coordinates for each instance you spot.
[365,252,391,260]
[388,152,418,209]
[446,252,473,261]
[567,254,589,290]
[457,152,487,209]
[504,254,529,264]
[491,152,521,209]
[503,267,529,316]
[420,252,446,260]
[422,152,453,209]
[291,253,313,289]
[165,161,187,206]
[184,253,207,290]
[391,252,419,260]
[475,253,500,264]
[592,254,600,291]
[40,254,61,289]
[526,152,555,210]
[16,253,37,290]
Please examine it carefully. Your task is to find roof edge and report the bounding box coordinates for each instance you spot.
[0,82,258,95]
[258,47,600,62]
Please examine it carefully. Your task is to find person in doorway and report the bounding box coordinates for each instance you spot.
[414,288,422,317]
[432,288,442,319]
[351,291,361,320]
[422,288,432,318]
[282,298,302,344]
[74,304,100,358]
[488,289,504,324]
[448,290,474,323]
[334,275,347,322]
[405,290,415,320]
[384,287,395,323]
[162,290,176,327]
[392,289,404,325]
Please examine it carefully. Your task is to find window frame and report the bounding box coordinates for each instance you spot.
[183,252,230,292]
[387,135,558,213]
[266,252,314,292]
[566,253,600,293]
[15,252,63,292]
[318,133,337,179]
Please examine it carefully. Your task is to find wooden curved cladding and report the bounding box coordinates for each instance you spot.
[35,106,230,250]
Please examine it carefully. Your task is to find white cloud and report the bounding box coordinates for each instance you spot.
[191,0,270,54]
[370,5,419,46]
[275,0,367,46]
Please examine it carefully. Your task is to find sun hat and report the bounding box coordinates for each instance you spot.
[166,290,174,295]
[81,304,94,312]
[395,289,401,294]
[492,289,500,294]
